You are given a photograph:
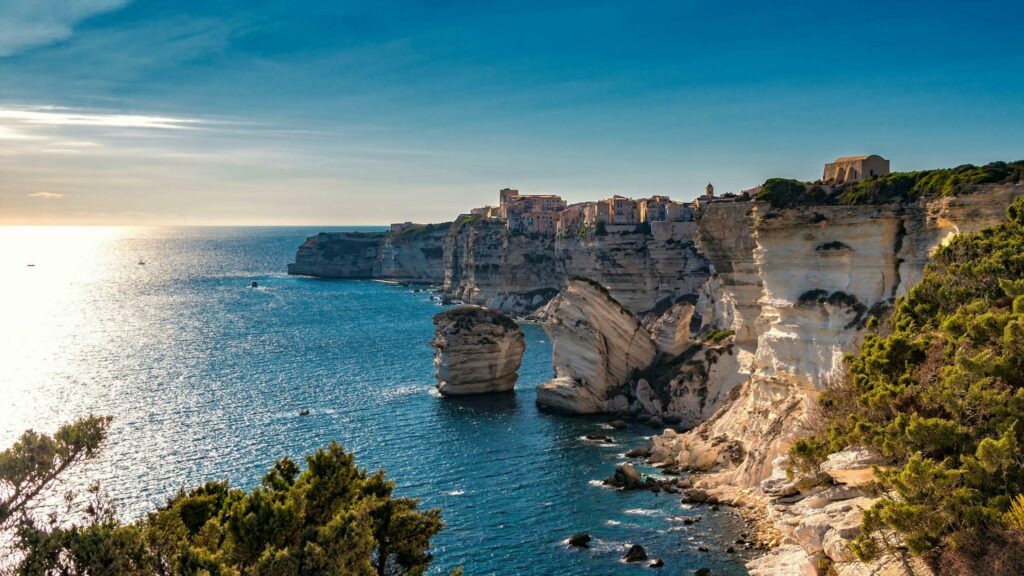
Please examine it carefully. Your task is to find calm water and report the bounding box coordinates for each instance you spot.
[0,226,751,575]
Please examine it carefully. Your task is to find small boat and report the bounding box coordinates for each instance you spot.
[138,259,146,265]
[251,281,258,288]
[299,409,310,416]
[26,264,35,267]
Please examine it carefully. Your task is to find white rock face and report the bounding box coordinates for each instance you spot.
[535,278,658,413]
[657,185,1023,491]
[431,306,525,396]
[648,301,695,356]
[746,544,819,576]
[821,448,887,487]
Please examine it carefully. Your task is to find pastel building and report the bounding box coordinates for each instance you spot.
[499,188,567,235]
[607,195,640,224]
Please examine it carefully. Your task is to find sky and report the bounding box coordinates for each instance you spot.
[0,0,1022,225]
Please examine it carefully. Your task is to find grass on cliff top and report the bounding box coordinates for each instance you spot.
[788,197,1024,573]
[756,160,1024,209]
[393,221,453,240]
[433,305,520,331]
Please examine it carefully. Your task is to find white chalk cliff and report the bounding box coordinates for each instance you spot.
[431,306,525,396]
[535,278,658,413]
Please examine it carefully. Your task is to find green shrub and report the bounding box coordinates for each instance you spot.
[791,197,1024,564]
[2,419,452,576]
[705,329,735,344]
[756,160,1023,209]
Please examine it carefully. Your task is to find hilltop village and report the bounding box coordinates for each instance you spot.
[391,154,890,237]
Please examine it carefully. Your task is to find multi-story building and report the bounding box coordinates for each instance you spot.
[607,195,640,225]
[499,188,567,235]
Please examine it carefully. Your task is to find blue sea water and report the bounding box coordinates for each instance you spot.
[0,226,752,575]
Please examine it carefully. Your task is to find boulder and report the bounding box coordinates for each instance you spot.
[604,463,644,490]
[634,379,663,417]
[431,306,525,395]
[760,456,799,497]
[648,558,664,568]
[821,448,887,486]
[649,301,696,357]
[567,533,591,548]
[625,446,652,458]
[793,497,874,555]
[536,279,657,413]
[622,544,647,562]
[746,544,819,576]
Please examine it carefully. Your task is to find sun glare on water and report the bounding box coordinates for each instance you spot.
[0,226,135,442]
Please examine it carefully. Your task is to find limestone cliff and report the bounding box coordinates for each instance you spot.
[288,225,449,282]
[431,306,525,396]
[656,184,1024,491]
[647,183,1022,575]
[287,232,383,278]
[535,278,657,413]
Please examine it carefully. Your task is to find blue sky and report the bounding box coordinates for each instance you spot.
[1,0,1022,224]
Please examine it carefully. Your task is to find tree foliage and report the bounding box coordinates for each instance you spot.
[2,418,449,576]
[789,197,1024,566]
[756,160,1024,209]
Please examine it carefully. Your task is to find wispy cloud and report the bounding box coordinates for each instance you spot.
[0,106,200,129]
[27,191,66,200]
[0,1,133,57]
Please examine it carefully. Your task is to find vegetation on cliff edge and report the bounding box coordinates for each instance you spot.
[789,197,1024,572]
[1,417,454,576]
[757,160,1023,209]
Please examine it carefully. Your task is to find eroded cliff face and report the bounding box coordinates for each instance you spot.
[442,218,712,316]
[288,228,448,282]
[287,232,383,277]
[535,278,657,413]
[443,219,561,313]
[643,185,1022,575]
[431,306,525,396]
[557,221,711,313]
[377,227,449,282]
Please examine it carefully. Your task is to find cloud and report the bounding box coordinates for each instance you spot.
[0,106,200,129]
[0,1,133,57]
[27,192,66,200]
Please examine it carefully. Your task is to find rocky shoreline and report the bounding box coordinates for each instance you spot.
[291,182,1024,575]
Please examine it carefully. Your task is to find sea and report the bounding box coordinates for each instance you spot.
[0,226,752,575]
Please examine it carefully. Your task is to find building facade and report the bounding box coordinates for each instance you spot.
[823,155,890,184]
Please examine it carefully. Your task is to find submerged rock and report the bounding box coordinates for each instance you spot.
[567,533,591,548]
[431,306,525,396]
[622,543,648,562]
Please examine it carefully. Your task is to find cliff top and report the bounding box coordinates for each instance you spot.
[433,305,521,332]
[755,160,1024,209]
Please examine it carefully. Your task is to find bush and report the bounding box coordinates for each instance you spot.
[705,329,735,344]
[755,160,1023,209]
[791,197,1024,567]
[2,418,452,576]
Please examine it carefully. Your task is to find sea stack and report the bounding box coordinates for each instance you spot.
[431,306,526,395]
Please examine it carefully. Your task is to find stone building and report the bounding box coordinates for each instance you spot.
[556,202,592,235]
[499,188,567,235]
[640,195,693,222]
[607,195,640,224]
[823,155,890,184]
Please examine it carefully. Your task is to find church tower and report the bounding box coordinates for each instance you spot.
[705,182,714,198]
